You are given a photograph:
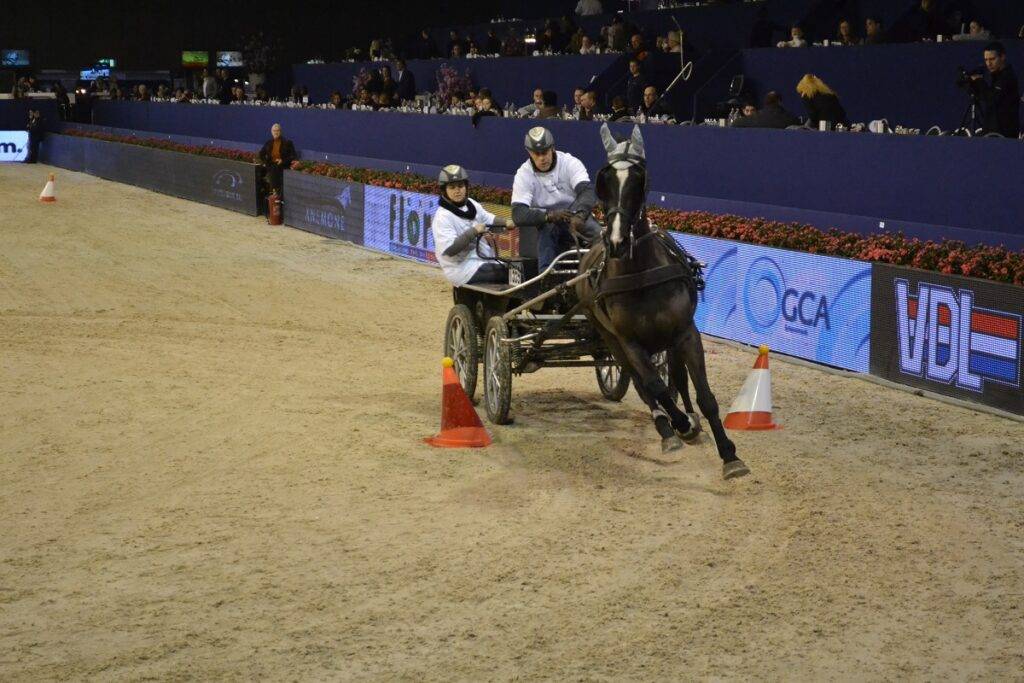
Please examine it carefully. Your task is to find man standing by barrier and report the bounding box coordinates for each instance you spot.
[511,127,600,271]
[258,123,296,196]
[971,42,1020,138]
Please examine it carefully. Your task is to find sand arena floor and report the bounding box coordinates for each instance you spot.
[1,164,1022,681]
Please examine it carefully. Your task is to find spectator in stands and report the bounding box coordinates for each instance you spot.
[953,20,993,42]
[231,85,247,103]
[471,94,503,127]
[731,91,800,128]
[580,35,598,55]
[157,84,170,99]
[971,42,1020,138]
[255,86,269,102]
[518,88,545,117]
[329,91,344,108]
[451,44,464,59]
[836,19,858,46]
[567,28,585,55]
[606,16,628,52]
[741,102,757,118]
[137,84,151,101]
[778,25,808,48]
[578,90,602,120]
[413,30,439,60]
[638,86,674,120]
[503,29,525,56]
[572,87,585,116]
[629,34,649,62]
[796,74,848,128]
[625,59,648,110]
[608,96,631,122]
[537,91,561,119]
[484,29,502,55]
[379,66,397,99]
[750,6,782,48]
[575,0,602,16]
[898,0,949,42]
[368,39,384,61]
[394,60,416,102]
[202,68,218,100]
[447,31,466,58]
[864,16,887,45]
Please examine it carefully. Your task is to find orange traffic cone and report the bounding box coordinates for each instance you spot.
[39,174,57,203]
[724,345,781,430]
[424,357,492,448]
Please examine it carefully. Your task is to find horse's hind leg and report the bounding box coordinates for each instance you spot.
[667,351,702,442]
[676,325,749,480]
[617,339,695,454]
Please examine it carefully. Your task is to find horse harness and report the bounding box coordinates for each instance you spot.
[591,228,705,306]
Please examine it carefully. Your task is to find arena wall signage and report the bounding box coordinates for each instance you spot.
[363,186,439,265]
[0,131,29,162]
[282,171,365,245]
[39,134,260,215]
[870,264,1023,416]
[671,233,872,373]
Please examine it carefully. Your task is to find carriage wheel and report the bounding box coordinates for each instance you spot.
[444,305,480,403]
[595,360,630,401]
[483,316,513,425]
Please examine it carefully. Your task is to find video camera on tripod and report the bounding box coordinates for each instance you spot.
[954,65,986,135]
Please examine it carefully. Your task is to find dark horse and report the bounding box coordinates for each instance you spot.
[577,124,749,480]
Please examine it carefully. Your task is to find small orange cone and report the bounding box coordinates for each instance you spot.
[39,174,57,203]
[724,345,781,430]
[425,357,492,448]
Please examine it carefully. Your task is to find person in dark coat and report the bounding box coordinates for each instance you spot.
[26,109,44,163]
[796,74,848,128]
[608,96,631,122]
[258,123,297,195]
[394,59,416,102]
[625,59,648,111]
[732,91,801,129]
[972,42,1021,138]
[638,86,675,121]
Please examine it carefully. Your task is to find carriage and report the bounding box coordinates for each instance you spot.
[441,224,669,424]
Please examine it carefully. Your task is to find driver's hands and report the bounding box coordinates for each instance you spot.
[569,214,586,235]
[546,209,572,225]
[473,223,488,235]
[504,218,515,229]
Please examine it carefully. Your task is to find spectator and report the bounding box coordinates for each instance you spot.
[255,85,269,101]
[26,109,44,163]
[451,43,464,59]
[446,31,466,58]
[741,102,757,118]
[137,84,150,101]
[638,86,674,120]
[971,42,1020,138]
[231,85,247,103]
[394,60,416,102]
[413,30,439,60]
[864,16,887,45]
[750,7,782,48]
[329,91,344,108]
[778,25,808,48]
[575,0,602,16]
[202,68,218,99]
[606,16,628,52]
[572,87,585,116]
[625,59,648,110]
[503,29,525,56]
[898,0,949,42]
[471,94,503,126]
[608,96,631,122]
[258,123,297,195]
[484,29,502,55]
[836,19,858,46]
[629,33,649,62]
[518,88,545,117]
[578,90,602,120]
[796,74,848,128]
[157,84,170,99]
[53,82,71,119]
[537,90,561,119]
[369,39,384,61]
[731,91,800,128]
[953,20,993,42]
[379,66,397,99]
[580,35,598,55]
[666,30,682,53]
[567,28,585,55]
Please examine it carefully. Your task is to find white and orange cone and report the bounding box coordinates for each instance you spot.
[724,344,781,430]
[39,174,57,203]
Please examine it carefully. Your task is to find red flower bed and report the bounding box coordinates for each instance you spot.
[61,128,1024,285]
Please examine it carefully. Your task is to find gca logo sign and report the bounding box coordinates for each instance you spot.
[0,131,29,162]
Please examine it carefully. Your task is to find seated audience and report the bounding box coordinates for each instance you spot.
[578,90,602,120]
[329,91,345,108]
[258,123,297,195]
[897,0,950,42]
[394,60,416,102]
[471,94,503,126]
[484,29,502,55]
[796,74,848,128]
[537,90,561,119]
[608,96,631,122]
[731,91,801,128]
[836,19,858,46]
[580,35,598,55]
[638,86,674,120]
[778,25,808,48]
[953,20,993,42]
[864,16,887,44]
[379,66,397,99]
[502,30,525,56]
[518,88,545,117]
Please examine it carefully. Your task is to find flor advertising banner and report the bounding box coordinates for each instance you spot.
[363,186,439,264]
[670,232,872,373]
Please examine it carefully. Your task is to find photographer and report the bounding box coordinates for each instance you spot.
[970,42,1020,138]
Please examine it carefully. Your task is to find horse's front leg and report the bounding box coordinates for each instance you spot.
[617,339,694,453]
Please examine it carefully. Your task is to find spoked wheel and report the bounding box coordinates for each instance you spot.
[444,305,480,402]
[595,358,630,401]
[483,316,513,425]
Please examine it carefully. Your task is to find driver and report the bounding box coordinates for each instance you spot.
[511,127,601,271]
[431,165,513,286]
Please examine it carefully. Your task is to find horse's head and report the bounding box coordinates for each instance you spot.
[596,123,648,259]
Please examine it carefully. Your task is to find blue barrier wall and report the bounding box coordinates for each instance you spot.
[90,101,1024,249]
[293,54,621,105]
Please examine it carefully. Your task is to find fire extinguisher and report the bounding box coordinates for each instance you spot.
[268,191,283,225]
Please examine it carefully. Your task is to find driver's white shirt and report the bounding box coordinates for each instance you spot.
[431,199,498,286]
[511,151,590,211]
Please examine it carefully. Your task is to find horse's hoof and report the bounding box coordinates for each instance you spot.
[661,435,685,453]
[678,413,703,443]
[722,459,750,480]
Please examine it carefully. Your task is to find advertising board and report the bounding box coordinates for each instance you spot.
[363,186,439,264]
[0,130,29,162]
[282,171,365,244]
